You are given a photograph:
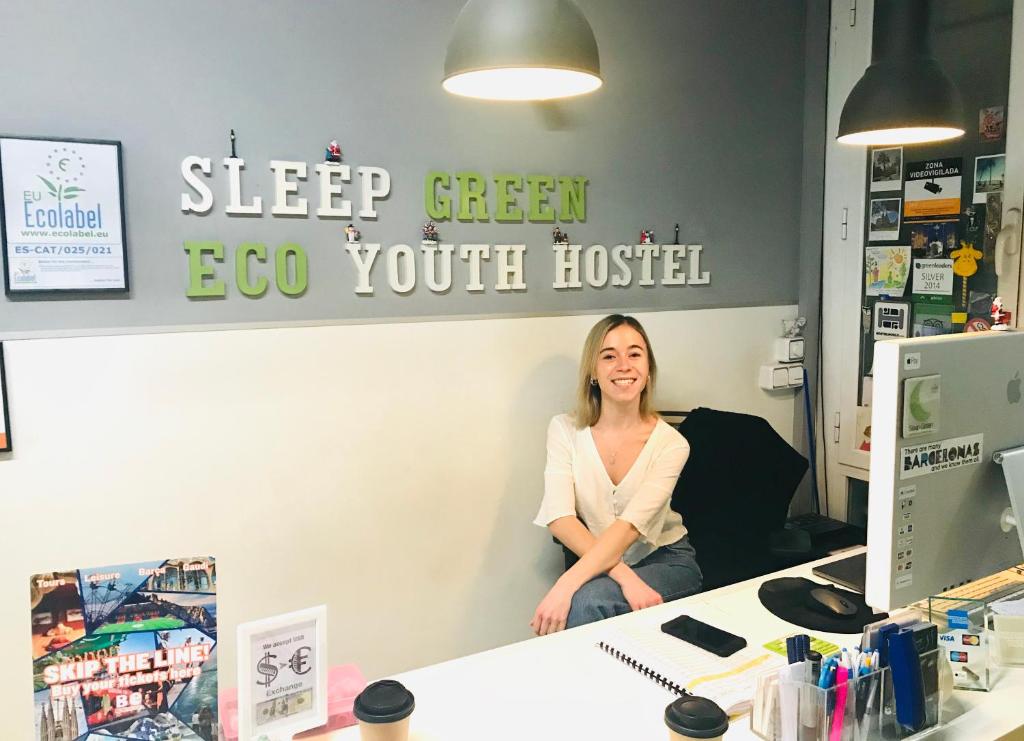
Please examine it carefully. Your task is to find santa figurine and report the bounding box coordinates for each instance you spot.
[422,220,440,243]
[345,224,361,243]
[991,297,1012,330]
[324,140,342,164]
[640,229,654,245]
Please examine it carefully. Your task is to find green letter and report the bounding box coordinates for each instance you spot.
[456,171,489,222]
[493,174,524,223]
[236,242,269,297]
[527,175,556,222]
[558,176,588,222]
[425,171,451,220]
[184,240,225,297]
[275,242,308,296]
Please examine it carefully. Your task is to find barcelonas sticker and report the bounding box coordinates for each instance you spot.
[900,434,983,479]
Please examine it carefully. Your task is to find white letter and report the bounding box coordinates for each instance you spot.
[688,244,711,284]
[270,160,308,216]
[223,157,263,215]
[584,245,609,287]
[357,166,392,219]
[635,244,661,286]
[552,244,582,289]
[494,244,526,290]
[180,156,212,213]
[314,163,351,218]
[661,245,687,285]
[460,244,490,292]
[610,245,632,286]
[346,243,381,295]
[387,245,416,293]
[422,243,455,292]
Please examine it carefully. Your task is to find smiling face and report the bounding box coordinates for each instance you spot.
[592,325,650,406]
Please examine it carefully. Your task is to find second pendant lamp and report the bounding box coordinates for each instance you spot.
[838,0,964,146]
[442,0,602,101]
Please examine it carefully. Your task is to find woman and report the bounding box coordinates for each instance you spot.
[530,314,701,635]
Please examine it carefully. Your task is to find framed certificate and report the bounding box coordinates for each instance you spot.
[237,605,328,740]
[0,343,9,452]
[1,135,129,294]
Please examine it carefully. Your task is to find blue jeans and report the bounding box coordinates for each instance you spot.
[566,536,702,629]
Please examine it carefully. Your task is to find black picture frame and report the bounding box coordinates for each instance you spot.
[0,134,129,296]
[0,343,11,452]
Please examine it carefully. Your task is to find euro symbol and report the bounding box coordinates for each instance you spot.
[256,651,278,687]
[289,646,312,675]
[57,158,69,172]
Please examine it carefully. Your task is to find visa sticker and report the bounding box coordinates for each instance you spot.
[948,609,970,630]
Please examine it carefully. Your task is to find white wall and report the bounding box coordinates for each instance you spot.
[0,306,798,726]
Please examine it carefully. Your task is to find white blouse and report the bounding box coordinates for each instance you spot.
[533,413,690,566]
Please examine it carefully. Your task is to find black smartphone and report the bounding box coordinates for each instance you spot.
[660,614,747,657]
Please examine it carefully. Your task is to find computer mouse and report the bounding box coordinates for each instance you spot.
[807,587,858,617]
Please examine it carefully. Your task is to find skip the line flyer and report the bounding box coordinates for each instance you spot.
[31,557,217,740]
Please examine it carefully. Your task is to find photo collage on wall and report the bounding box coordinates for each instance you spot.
[31,557,217,741]
[856,104,1010,445]
[863,115,1007,343]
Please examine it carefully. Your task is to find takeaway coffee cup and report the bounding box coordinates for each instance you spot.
[353,679,415,741]
[664,695,729,741]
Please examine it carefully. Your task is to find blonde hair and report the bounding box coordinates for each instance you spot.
[573,315,658,428]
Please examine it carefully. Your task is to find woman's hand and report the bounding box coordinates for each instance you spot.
[618,571,663,612]
[530,580,577,636]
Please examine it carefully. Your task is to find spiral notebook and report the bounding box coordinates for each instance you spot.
[597,619,784,715]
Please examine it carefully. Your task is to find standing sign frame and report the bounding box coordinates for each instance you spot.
[0,343,10,452]
[0,134,129,295]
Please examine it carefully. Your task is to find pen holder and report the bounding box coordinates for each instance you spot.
[750,648,957,741]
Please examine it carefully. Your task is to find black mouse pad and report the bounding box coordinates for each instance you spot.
[758,577,888,634]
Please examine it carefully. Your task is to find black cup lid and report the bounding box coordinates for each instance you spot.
[354,679,415,724]
[665,695,729,738]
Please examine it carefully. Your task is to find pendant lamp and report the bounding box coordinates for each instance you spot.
[442,0,602,101]
[838,0,964,145]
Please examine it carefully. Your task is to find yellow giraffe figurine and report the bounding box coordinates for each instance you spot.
[950,240,983,311]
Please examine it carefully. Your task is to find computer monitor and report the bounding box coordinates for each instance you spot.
[865,331,1024,611]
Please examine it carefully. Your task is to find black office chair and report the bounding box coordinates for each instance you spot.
[671,407,811,590]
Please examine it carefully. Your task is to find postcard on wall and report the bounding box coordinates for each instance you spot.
[869,198,902,241]
[979,105,1006,141]
[0,136,128,295]
[908,220,958,258]
[865,245,911,297]
[31,557,217,740]
[0,343,10,452]
[871,147,903,192]
[973,154,1005,204]
[912,258,954,303]
[904,158,962,220]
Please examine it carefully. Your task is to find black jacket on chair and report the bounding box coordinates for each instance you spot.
[672,407,808,591]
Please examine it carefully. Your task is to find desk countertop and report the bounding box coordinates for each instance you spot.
[328,549,1024,740]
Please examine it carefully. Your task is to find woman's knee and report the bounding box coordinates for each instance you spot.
[566,577,627,628]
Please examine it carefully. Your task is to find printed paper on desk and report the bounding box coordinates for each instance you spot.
[598,619,784,715]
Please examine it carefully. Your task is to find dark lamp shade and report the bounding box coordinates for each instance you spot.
[443,0,602,101]
[838,17,965,146]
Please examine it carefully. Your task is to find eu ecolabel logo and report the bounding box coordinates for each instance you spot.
[21,146,103,230]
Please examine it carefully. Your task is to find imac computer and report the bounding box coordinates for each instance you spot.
[865,331,1024,611]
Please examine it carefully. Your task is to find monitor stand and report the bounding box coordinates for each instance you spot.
[812,552,866,593]
[995,445,1024,557]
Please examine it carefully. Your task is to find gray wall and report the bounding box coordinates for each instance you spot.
[0,0,815,334]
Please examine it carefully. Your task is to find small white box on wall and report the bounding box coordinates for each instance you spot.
[774,337,805,363]
[759,364,805,391]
